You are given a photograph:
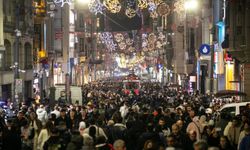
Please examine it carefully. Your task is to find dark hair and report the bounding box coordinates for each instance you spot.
[89,126,96,144]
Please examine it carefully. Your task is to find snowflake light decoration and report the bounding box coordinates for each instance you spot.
[88,0,104,15]
[53,0,73,7]
[100,32,117,51]
[148,2,157,12]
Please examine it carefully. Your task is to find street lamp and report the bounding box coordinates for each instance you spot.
[184,0,198,11]
[77,0,91,5]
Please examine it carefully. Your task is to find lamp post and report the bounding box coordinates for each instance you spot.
[13,0,21,107]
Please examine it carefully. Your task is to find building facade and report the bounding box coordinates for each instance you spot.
[0,0,34,102]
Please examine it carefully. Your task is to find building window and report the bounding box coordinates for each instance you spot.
[79,13,84,28]
[79,38,85,52]
[4,39,11,70]
[24,43,32,69]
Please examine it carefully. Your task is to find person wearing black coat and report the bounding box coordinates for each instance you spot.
[136,123,164,150]
[43,127,64,150]
[55,108,71,129]
[2,119,22,150]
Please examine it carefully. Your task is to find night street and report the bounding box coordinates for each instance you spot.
[0,0,250,150]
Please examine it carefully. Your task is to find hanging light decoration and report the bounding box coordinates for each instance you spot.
[138,0,148,9]
[150,11,158,19]
[126,38,133,46]
[125,7,137,18]
[142,47,148,52]
[114,33,124,42]
[148,33,157,42]
[173,0,185,22]
[103,0,121,13]
[157,2,170,16]
[119,42,127,50]
[147,42,155,51]
[100,32,117,51]
[148,2,157,12]
[158,32,165,41]
[128,46,136,52]
[156,41,162,49]
[88,0,104,15]
[142,40,148,48]
[53,0,73,7]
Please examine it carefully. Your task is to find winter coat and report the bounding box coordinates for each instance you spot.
[36,108,48,125]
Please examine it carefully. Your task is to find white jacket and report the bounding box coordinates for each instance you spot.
[36,108,48,125]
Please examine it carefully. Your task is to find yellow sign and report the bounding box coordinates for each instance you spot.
[38,50,46,58]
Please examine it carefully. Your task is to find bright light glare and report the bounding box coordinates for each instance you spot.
[78,0,91,5]
[184,0,198,10]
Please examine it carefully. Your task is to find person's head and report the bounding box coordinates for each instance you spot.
[232,116,240,127]
[188,130,197,141]
[17,110,24,120]
[6,119,13,129]
[50,113,56,121]
[166,135,175,147]
[89,126,96,138]
[176,120,184,129]
[143,139,154,150]
[79,121,86,132]
[189,110,195,118]
[29,111,37,120]
[243,121,250,131]
[246,103,250,109]
[219,136,229,148]
[171,124,179,135]
[186,106,192,112]
[113,139,126,150]
[70,109,76,117]
[60,108,66,117]
[193,140,208,150]
[158,117,165,126]
[146,122,154,132]
[40,104,44,109]
[204,126,213,135]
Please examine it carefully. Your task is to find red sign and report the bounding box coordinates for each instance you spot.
[55,32,63,39]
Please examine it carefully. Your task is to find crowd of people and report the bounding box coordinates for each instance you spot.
[0,82,249,150]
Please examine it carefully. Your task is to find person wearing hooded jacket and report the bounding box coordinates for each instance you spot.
[36,105,48,126]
